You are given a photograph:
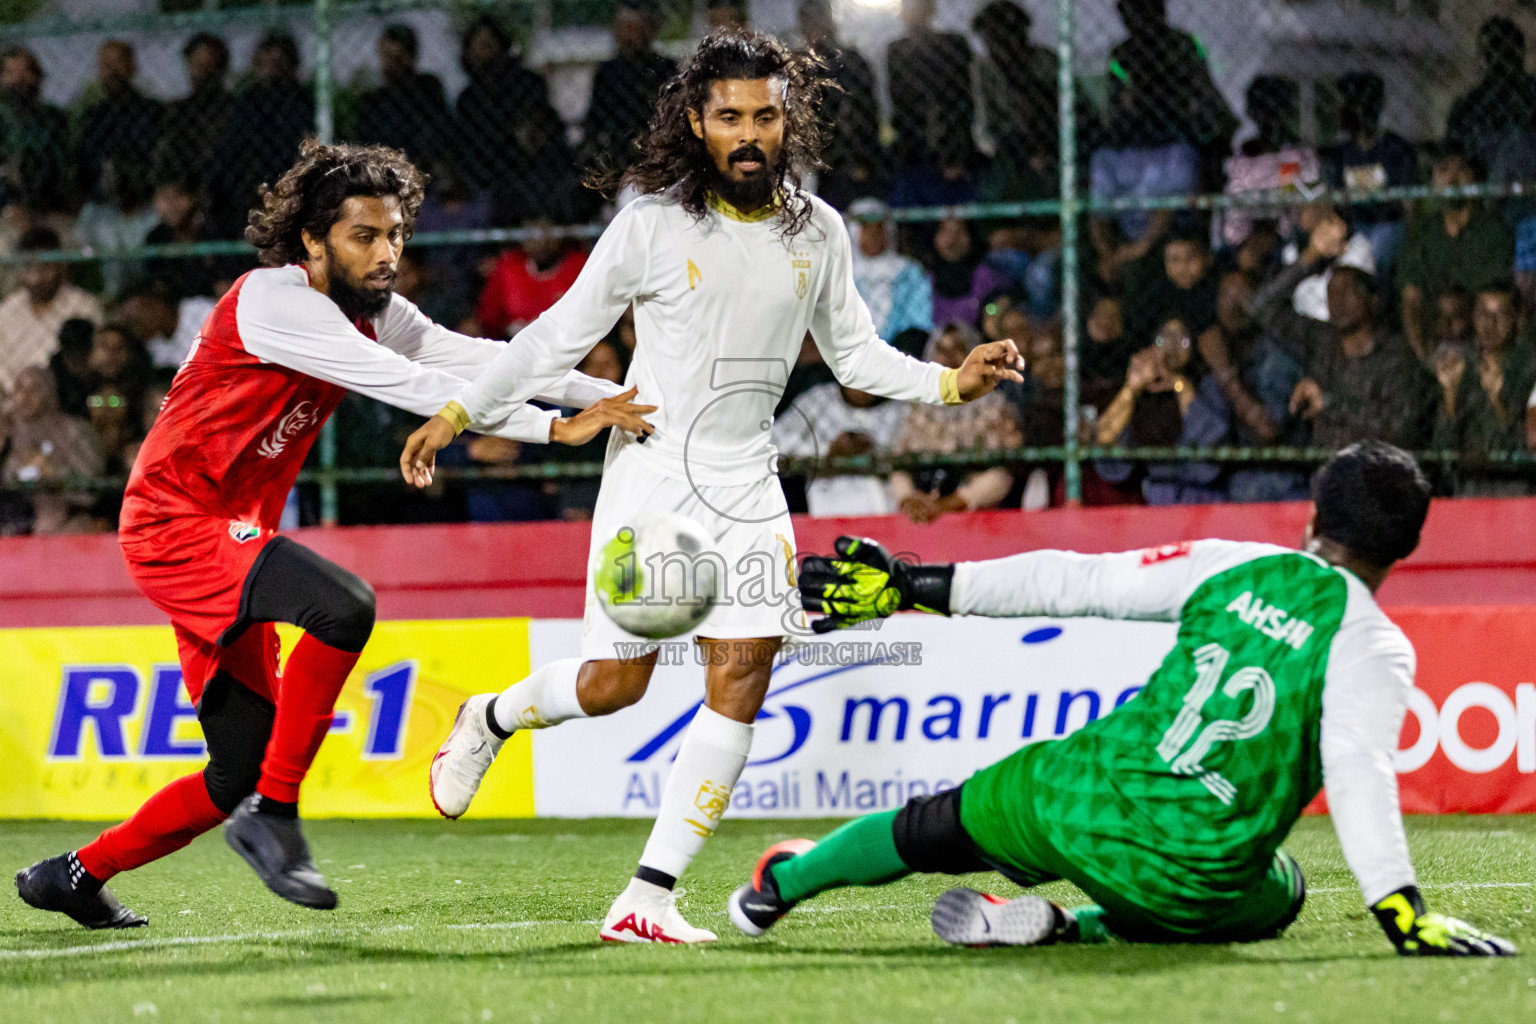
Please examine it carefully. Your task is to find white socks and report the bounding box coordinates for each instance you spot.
[490,658,588,734]
[492,664,755,885]
[638,706,754,879]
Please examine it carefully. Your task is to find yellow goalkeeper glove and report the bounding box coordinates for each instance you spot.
[798,536,953,634]
[1371,885,1517,957]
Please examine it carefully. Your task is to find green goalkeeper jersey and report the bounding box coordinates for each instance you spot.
[954,541,1418,922]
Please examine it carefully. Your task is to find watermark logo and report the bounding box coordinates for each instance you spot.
[595,535,926,640]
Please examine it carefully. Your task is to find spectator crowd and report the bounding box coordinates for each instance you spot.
[2,0,1535,533]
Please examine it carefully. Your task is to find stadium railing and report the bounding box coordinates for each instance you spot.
[1,0,1532,525]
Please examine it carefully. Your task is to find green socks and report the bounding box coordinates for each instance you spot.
[770,810,910,903]
[1068,904,1110,944]
[765,809,1111,946]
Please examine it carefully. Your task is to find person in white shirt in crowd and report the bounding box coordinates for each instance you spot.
[0,228,103,395]
[847,197,932,348]
[117,282,215,371]
[772,379,908,516]
[405,31,1022,946]
[1281,202,1374,323]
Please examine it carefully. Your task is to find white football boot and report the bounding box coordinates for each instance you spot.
[429,694,504,819]
[930,888,1060,947]
[600,878,718,944]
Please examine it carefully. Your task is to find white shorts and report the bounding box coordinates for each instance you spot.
[580,446,803,660]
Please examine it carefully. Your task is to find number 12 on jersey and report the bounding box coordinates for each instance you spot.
[1155,642,1276,805]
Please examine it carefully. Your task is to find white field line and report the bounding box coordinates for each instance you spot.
[0,922,424,961]
[0,920,575,960]
[445,920,600,931]
[1308,882,1536,896]
[6,885,1529,961]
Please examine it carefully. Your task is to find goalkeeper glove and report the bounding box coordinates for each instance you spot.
[798,536,954,634]
[1371,885,1517,957]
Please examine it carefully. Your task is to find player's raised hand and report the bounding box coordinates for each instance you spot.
[400,414,457,489]
[550,386,657,446]
[799,536,954,634]
[1371,887,1518,957]
[955,339,1026,402]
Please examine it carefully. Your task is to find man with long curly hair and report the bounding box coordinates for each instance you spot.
[407,31,1024,944]
[15,140,649,926]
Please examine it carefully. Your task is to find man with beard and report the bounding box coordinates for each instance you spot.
[406,30,1024,945]
[14,140,652,929]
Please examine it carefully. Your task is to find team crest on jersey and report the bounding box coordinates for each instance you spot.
[791,252,811,299]
[257,401,318,459]
[228,521,261,544]
[1139,542,1193,566]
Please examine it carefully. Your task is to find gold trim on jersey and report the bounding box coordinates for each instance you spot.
[438,400,471,435]
[939,368,963,405]
[706,192,780,223]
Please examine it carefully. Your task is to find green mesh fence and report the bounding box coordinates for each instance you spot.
[1,0,1534,534]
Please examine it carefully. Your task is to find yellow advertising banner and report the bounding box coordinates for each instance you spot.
[0,619,535,819]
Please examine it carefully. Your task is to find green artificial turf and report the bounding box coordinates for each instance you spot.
[2,816,1534,1024]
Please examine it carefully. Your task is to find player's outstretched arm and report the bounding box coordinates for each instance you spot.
[1371,886,1517,957]
[374,296,628,410]
[454,204,652,432]
[399,388,656,489]
[1320,624,1517,957]
[237,271,567,453]
[801,537,1269,633]
[953,339,1027,402]
[799,537,954,634]
[548,387,656,445]
[809,212,1022,406]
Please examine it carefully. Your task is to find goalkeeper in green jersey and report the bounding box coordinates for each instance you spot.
[728,442,1516,956]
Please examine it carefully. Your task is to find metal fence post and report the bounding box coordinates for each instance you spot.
[1056,0,1081,505]
[315,0,340,526]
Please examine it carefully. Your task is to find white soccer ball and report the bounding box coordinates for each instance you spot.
[593,511,720,639]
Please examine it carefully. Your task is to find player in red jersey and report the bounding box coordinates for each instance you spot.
[15,140,654,928]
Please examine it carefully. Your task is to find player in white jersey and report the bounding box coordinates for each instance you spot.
[401,31,1024,944]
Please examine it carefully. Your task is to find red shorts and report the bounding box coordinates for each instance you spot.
[120,514,282,705]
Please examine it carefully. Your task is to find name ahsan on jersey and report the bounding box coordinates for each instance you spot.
[1223,591,1316,651]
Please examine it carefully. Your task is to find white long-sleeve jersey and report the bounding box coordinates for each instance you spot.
[234,265,626,442]
[952,539,1417,907]
[124,265,625,530]
[455,193,951,486]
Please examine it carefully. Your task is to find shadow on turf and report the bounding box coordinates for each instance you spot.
[733,939,1394,970]
[0,932,1392,992]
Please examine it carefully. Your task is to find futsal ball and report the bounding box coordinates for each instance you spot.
[594,511,720,639]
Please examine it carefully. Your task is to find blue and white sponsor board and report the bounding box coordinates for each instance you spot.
[528,616,1179,818]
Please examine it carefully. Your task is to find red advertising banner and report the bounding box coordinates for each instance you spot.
[1391,606,1536,814]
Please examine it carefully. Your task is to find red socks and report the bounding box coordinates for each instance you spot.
[77,773,225,881]
[256,634,360,804]
[74,635,359,880]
